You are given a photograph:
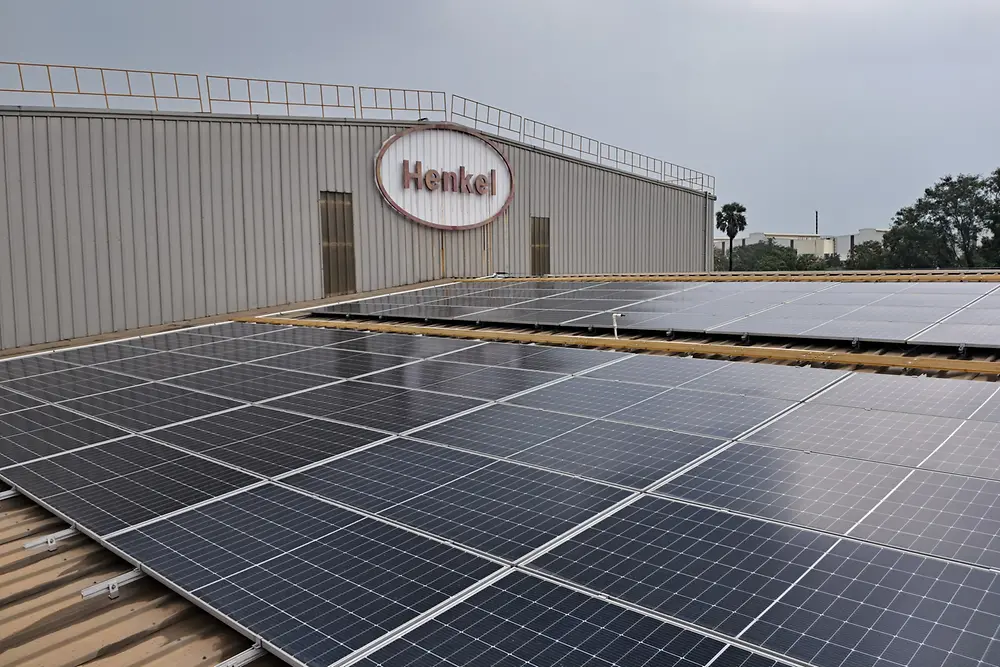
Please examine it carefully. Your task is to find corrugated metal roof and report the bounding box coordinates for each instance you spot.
[0,494,285,667]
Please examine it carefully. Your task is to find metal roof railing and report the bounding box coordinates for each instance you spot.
[0,60,715,194]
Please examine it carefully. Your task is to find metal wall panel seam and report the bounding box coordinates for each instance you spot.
[114,119,137,330]
[164,121,184,322]
[18,118,44,343]
[101,117,125,332]
[152,119,173,325]
[187,120,207,319]
[46,117,72,340]
[0,118,14,348]
[175,122,195,320]
[34,117,60,342]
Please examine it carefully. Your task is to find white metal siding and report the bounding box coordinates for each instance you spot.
[0,107,712,351]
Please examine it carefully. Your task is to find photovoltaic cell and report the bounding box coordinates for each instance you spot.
[611,388,795,439]
[112,484,500,667]
[582,354,729,387]
[506,377,668,419]
[151,406,311,452]
[379,460,630,560]
[46,343,158,366]
[811,374,999,419]
[166,364,333,401]
[124,332,229,351]
[153,410,387,477]
[413,404,590,458]
[850,469,1000,569]
[683,363,848,401]
[529,496,838,635]
[95,351,235,381]
[277,383,486,433]
[920,420,1000,480]
[334,333,480,358]
[0,386,44,415]
[0,355,76,381]
[61,383,242,431]
[2,366,147,402]
[247,326,374,347]
[193,322,291,338]
[284,439,493,512]
[656,443,912,534]
[357,572,743,667]
[511,420,725,489]
[2,436,260,535]
[0,405,128,466]
[178,338,305,362]
[364,360,559,400]
[251,347,414,378]
[743,403,964,467]
[742,539,1000,667]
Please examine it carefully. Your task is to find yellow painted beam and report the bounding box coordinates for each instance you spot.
[462,271,1000,283]
[238,316,1000,376]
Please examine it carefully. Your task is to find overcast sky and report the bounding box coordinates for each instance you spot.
[3,0,999,236]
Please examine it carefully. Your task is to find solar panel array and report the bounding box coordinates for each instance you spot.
[3,319,1000,667]
[311,279,1000,348]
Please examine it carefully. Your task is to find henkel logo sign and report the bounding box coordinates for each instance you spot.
[375,124,514,230]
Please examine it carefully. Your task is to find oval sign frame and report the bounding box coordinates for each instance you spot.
[374,123,515,231]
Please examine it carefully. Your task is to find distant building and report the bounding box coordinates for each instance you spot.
[833,228,890,259]
[716,228,890,259]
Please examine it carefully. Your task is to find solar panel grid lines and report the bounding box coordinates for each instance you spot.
[811,374,1000,420]
[0,436,265,535]
[107,484,506,667]
[740,538,1000,667]
[707,282,842,332]
[342,571,795,667]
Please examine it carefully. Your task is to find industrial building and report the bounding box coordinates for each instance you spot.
[0,62,716,353]
[716,227,890,259]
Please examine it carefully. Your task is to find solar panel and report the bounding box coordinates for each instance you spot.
[656,443,912,534]
[920,419,1000,480]
[529,496,838,635]
[505,377,668,419]
[60,383,242,431]
[0,386,45,415]
[267,381,486,432]
[741,539,1000,667]
[166,363,335,402]
[247,326,375,346]
[335,333,481,357]
[510,420,726,489]
[674,363,848,401]
[582,355,729,387]
[1,436,260,535]
[109,484,500,667]
[150,407,388,477]
[364,360,559,400]
[849,470,1000,569]
[811,374,999,419]
[308,280,1000,348]
[2,365,147,402]
[377,459,629,560]
[495,346,626,374]
[95,351,235,381]
[123,331,229,351]
[910,323,1000,347]
[743,403,965,467]
[193,322,292,337]
[251,346,415,378]
[0,405,128,466]
[0,355,76,381]
[413,404,590,457]
[356,572,770,667]
[611,389,795,439]
[46,343,158,365]
[177,338,305,362]
[283,438,492,512]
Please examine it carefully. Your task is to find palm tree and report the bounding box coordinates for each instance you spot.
[715,202,748,271]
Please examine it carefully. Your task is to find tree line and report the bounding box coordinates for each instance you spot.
[715,168,1000,271]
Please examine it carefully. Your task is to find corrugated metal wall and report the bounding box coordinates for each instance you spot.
[0,107,714,351]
